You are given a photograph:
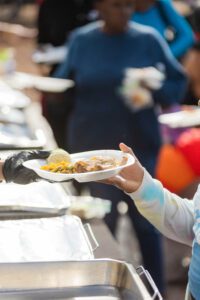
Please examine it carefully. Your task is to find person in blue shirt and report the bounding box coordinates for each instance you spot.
[131,0,195,59]
[54,0,187,294]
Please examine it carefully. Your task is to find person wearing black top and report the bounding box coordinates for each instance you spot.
[37,0,94,48]
[183,42,200,105]
[37,0,95,148]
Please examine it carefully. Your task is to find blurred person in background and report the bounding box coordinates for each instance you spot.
[53,0,187,294]
[131,0,195,60]
[37,0,94,70]
[188,4,200,40]
[36,0,95,148]
[182,41,200,105]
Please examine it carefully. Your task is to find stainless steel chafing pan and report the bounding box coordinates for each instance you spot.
[0,204,68,219]
[0,259,162,299]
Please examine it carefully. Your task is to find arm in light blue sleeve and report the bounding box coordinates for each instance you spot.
[193,185,200,244]
[129,170,194,246]
[160,0,195,58]
[53,31,79,79]
[188,185,200,300]
[148,29,187,106]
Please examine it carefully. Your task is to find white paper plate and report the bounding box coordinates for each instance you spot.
[158,108,200,128]
[33,76,74,93]
[3,72,74,93]
[23,150,135,183]
[0,89,30,108]
[32,45,67,64]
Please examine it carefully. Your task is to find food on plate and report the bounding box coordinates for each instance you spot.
[41,154,128,174]
[47,148,71,164]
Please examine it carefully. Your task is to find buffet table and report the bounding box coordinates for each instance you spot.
[0,91,162,299]
[0,99,123,260]
[29,103,124,259]
[27,102,124,260]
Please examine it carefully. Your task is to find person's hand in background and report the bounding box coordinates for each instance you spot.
[101,143,144,194]
[121,67,165,111]
[1,150,50,184]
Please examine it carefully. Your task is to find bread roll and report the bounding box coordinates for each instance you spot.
[47,149,71,163]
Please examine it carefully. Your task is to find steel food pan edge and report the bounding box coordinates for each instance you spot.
[0,259,159,299]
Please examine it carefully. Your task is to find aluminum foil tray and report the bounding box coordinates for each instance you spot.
[0,259,162,299]
[0,215,95,262]
[0,181,70,220]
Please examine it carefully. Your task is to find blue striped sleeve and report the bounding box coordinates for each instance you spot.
[160,0,195,58]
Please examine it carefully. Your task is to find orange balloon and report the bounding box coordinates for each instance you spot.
[155,144,196,193]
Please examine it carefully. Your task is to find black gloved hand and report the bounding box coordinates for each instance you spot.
[3,150,50,184]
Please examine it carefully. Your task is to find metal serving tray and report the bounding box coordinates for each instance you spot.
[0,215,97,262]
[0,181,71,219]
[0,204,68,219]
[0,259,162,300]
[0,123,46,149]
